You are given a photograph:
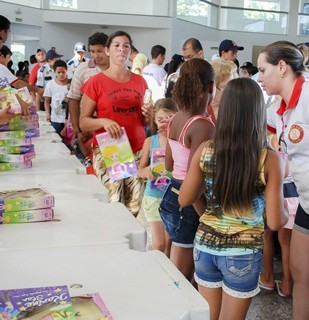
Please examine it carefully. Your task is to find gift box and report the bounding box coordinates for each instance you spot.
[0,207,54,224]
[0,138,32,147]
[0,161,32,172]
[0,145,34,155]
[0,129,40,140]
[0,120,39,132]
[0,187,55,212]
[0,151,35,163]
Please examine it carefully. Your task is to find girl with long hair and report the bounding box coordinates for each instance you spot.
[179,77,287,320]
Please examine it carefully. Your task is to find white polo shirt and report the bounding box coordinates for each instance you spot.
[267,76,309,214]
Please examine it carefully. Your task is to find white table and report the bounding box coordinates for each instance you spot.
[0,200,146,251]
[0,171,108,202]
[0,152,86,174]
[34,139,71,155]
[0,245,210,320]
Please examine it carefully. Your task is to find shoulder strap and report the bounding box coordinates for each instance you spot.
[179,115,212,145]
[167,114,176,139]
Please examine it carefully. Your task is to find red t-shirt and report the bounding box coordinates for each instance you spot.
[81,72,147,153]
[28,63,40,85]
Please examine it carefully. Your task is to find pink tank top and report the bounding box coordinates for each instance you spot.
[168,115,212,180]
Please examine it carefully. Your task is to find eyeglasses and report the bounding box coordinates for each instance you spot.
[278,131,287,154]
[184,50,200,61]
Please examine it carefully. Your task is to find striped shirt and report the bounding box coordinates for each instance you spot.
[67,59,102,100]
[195,141,267,255]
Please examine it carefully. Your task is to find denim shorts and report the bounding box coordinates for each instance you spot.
[194,248,262,298]
[159,178,200,248]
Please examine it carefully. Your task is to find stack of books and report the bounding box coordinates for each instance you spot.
[0,84,40,172]
[0,187,55,224]
[0,285,113,319]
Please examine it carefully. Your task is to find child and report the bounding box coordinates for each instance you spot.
[138,98,178,255]
[159,58,215,281]
[43,59,68,135]
[179,78,288,320]
[258,126,299,298]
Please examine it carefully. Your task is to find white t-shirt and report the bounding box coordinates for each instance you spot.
[0,64,18,85]
[43,79,68,123]
[142,63,166,86]
[267,79,309,214]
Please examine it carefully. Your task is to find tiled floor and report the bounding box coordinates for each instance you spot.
[137,212,293,320]
[247,258,292,320]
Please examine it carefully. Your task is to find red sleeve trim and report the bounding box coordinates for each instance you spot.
[267,124,276,134]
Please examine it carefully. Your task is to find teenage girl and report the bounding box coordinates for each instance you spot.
[179,78,288,320]
[159,58,215,280]
[138,98,178,255]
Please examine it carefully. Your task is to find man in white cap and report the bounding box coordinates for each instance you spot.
[67,42,89,79]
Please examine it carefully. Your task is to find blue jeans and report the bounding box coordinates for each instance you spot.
[51,121,65,136]
[194,248,263,298]
[159,178,200,247]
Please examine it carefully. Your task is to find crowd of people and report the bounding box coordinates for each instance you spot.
[2,13,309,320]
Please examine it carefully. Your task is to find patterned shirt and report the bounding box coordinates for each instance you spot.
[67,59,102,100]
[195,140,267,255]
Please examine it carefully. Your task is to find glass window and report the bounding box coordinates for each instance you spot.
[177,0,218,28]
[11,43,25,73]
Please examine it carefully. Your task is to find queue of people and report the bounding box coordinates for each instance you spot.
[2,12,309,320]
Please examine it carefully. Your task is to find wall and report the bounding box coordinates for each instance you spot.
[1,0,309,66]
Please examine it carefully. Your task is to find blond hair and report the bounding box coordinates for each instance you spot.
[211,58,238,86]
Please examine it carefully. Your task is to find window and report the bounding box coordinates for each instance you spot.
[49,0,77,9]
[11,43,25,73]
[243,0,281,22]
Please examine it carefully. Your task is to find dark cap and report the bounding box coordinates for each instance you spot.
[171,54,185,64]
[219,39,244,54]
[46,49,63,60]
[240,61,253,69]
[37,48,46,54]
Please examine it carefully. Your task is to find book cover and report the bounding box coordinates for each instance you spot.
[0,285,75,320]
[0,138,32,147]
[0,160,32,172]
[150,148,172,192]
[71,292,113,320]
[0,145,34,155]
[0,77,9,87]
[0,129,40,140]
[0,208,54,224]
[9,113,39,124]
[95,128,137,182]
[0,187,55,212]
[0,86,21,114]
[0,151,35,163]
[0,121,39,132]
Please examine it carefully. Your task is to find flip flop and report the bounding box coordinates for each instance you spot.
[275,280,292,298]
[258,276,275,290]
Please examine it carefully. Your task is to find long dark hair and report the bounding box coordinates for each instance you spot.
[213,77,266,217]
[173,58,214,115]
